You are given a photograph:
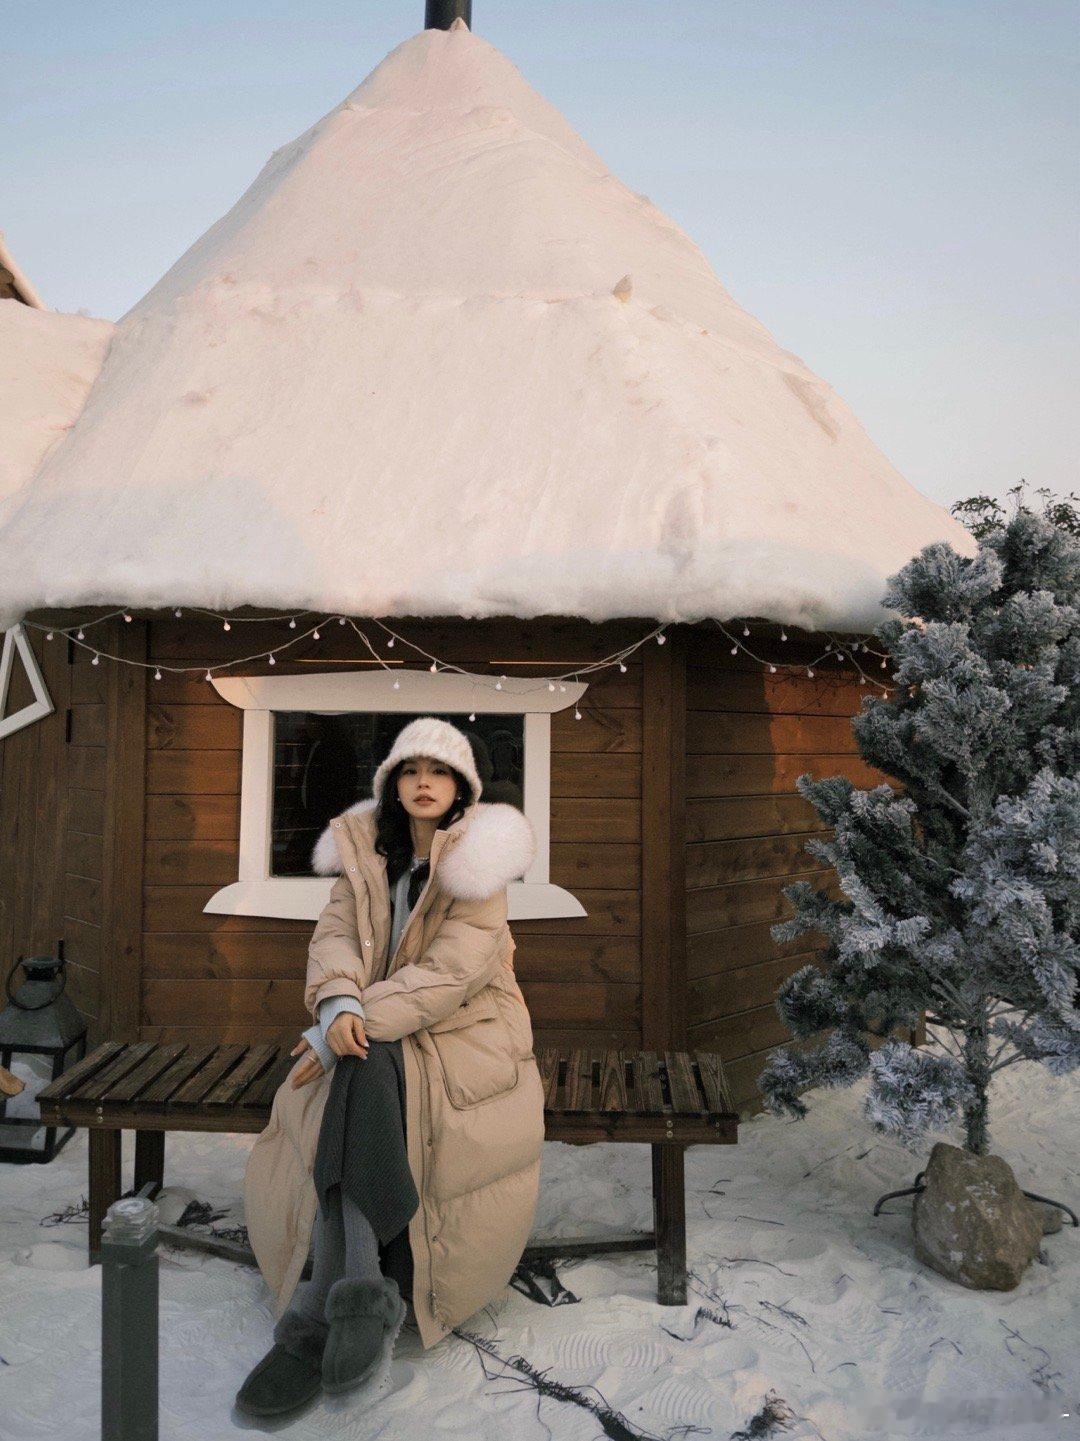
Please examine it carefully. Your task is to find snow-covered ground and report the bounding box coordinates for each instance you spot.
[1,1056,1076,1441]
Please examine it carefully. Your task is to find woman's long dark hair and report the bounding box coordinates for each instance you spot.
[373,757,475,889]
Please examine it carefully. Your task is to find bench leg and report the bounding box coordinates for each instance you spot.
[651,1142,687,1305]
[89,1128,122,1266]
[134,1130,165,1198]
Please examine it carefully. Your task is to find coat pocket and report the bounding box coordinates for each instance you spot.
[427,990,519,1108]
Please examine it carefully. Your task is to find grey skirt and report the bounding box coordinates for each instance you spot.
[313,1037,419,1298]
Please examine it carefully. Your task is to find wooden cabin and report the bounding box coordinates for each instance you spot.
[0,20,973,1114]
[2,609,891,1112]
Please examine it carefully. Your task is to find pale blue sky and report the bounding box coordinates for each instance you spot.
[4,1,1077,510]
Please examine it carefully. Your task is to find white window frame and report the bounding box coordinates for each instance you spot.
[203,669,588,922]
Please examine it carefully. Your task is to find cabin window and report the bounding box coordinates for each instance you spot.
[270,710,524,877]
[204,669,587,922]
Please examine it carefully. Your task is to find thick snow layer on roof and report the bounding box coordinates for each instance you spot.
[0,24,976,633]
[0,300,113,506]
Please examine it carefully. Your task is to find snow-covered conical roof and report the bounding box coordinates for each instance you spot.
[0,23,976,632]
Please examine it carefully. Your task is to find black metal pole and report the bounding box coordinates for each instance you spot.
[426,0,471,29]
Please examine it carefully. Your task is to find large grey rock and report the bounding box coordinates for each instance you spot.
[1031,1200,1065,1236]
[912,1142,1042,1290]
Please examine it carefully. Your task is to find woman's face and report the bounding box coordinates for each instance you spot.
[396,755,459,821]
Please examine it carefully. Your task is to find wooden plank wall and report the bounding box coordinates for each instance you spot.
[139,616,646,1051]
[0,619,125,1047]
[0,625,72,1020]
[682,624,893,1113]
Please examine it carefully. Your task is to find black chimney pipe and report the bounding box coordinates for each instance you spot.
[426,0,471,29]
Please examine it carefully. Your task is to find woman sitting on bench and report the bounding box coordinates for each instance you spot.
[238,717,544,1420]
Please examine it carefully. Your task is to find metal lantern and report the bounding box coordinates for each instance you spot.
[0,954,88,1163]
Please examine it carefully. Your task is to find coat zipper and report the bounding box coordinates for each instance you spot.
[417,1021,453,1333]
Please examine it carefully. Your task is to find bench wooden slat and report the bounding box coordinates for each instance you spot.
[694,1051,735,1116]
[247,1053,297,1109]
[632,1050,667,1114]
[563,1048,592,1113]
[536,1047,560,1109]
[203,1045,278,1106]
[665,1050,705,1115]
[108,1044,189,1103]
[141,1044,219,1105]
[38,1042,123,1103]
[73,1043,158,1102]
[597,1049,625,1111]
[170,1045,248,1105]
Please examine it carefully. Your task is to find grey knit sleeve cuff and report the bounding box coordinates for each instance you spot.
[301,1021,336,1074]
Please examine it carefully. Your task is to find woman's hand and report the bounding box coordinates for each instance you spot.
[328,1013,370,1058]
[288,1036,325,1089]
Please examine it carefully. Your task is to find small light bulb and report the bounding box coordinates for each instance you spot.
[769,664,777,673]
[430,662,438,673]
[268,654,276,665]
[495,679,503,690]
[558,683,566,693]
[807,667,814,678]
[205,670,213,681]
[77,629,85,640]
[657,633,666,644]
[619,662,627,673]
[387,637,395,648]
[469,712,476,722]
[91,653,100,665]
[46,631,54,641]
[730,645,738,655]
[313,628,320,640]
[574,708,582,720]
[742,624,749,636]
[288,618,296,629]
[780,630,788,642]
[174,608,182,618]
[881,659,887,669]
[548,681,556,691]
[392,679,400,690]
[154,668,162,680]
[124,613,132,623]
[859,676,866,685]
[338,617,346,625]
[223,620,231,631]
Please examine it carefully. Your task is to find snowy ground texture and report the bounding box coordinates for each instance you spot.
[2,1057,1077,1441]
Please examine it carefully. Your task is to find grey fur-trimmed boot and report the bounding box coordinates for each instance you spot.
[322,1274,407,1396]
[234,1309,329,1418]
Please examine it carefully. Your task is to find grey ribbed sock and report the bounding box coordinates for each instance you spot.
[341,1189,382,1282]
[288,1190,344,1326]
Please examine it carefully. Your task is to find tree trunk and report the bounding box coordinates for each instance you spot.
[962,1006,991,1155]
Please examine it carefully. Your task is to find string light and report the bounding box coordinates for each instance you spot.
[174,609,182,617]
[19,607,892,702]
[469,712,476,722]
[574,707,582,720]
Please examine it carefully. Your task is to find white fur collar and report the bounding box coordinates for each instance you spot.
[310,798,536,902]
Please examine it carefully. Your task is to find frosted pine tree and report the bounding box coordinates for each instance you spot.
[759,509,1079,1154]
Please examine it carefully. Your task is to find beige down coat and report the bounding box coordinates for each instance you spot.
[243,797,545,1350]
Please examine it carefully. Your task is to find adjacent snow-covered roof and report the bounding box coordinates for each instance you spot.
[0,232,46,308]
[0,22,976,633]
[0,300,114,507]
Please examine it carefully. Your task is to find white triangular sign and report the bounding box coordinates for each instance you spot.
[0,624,54,740]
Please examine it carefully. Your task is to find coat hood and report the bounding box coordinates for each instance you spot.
[310,797,535,902]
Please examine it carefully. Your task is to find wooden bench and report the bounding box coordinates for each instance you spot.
[38,1040,738,1305]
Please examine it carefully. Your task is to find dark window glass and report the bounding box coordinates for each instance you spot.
[270,711,525,877]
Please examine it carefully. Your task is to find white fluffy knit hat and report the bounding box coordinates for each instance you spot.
[370,716,483,806]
